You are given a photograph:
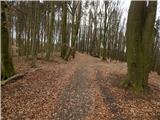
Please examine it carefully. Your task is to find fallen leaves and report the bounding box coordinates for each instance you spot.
[1,55,78,120]
[1,53,160,120]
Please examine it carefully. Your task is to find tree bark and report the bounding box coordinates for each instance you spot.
[46,2,55,61]
[31,1,39,67]
[122,1,157,94]
[64,2,81,60]
[102,1,108,60]
[1,2,15,80]
[61,2,68,59]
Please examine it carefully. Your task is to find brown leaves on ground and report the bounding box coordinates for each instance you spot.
[2,55,78,120]
[92,57,160,120]
[1,53,160,120]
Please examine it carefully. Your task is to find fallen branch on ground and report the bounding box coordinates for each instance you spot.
[1,68,41,86]
[1,73,25,85]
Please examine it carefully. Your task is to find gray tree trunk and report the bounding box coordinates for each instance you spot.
[122,1,157,94]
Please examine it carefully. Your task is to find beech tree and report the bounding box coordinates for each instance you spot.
[121,1,157,94]
[30,1,40,67]
[46,2,55,61]
[102,1,109,60]
[64,1,82,60]
[61,2,68,59]
[1,1,15,80]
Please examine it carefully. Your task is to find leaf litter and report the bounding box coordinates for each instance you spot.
[1,53,160,120]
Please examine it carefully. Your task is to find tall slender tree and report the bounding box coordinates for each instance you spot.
[61,2,68,59]
[102,1,109,60]
[30,1,40,67]
[46,2,55,60]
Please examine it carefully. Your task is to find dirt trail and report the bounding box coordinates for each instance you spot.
[52,66,92,120]
[1,53,160,120]
[52,53,111,120]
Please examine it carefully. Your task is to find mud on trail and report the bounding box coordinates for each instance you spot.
[1,53,160,120]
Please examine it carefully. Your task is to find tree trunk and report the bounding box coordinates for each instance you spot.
[61,2,68,59]
[122,1,157,94]
[31,2,39,67]
[46,2,55,61]
[102,1,108,60]
[64,2,82,60]
[1,2,15,80]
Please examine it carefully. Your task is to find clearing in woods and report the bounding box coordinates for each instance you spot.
[1,53,160,120]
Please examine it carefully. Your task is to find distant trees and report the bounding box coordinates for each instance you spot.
[122,1,157,94]
[1,2,15,80]
[152,18,160,75]
[2,1,160,80]
[89,1,98,56]
[77,1,126,61]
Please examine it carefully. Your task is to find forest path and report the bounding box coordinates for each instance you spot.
[52,53,113,120]
[52,60,92,120]
[1,53,160,120]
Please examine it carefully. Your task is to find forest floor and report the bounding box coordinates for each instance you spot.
[1,53,160,120]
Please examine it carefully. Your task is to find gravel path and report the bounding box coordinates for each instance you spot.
[52,65,92,120]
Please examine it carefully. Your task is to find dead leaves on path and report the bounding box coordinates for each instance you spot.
[1,53,160,120]
[1,56,78,120]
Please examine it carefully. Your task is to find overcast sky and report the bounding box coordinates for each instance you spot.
[121,0,160,19]
[119,0,160,33]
